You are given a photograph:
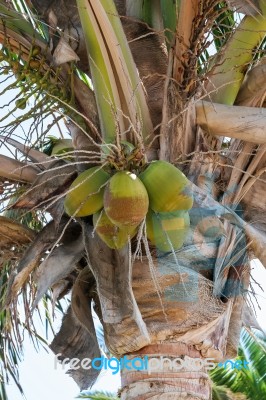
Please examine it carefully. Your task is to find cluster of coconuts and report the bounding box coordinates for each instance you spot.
[64,160,193,251]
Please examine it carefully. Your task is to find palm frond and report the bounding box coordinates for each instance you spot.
[206,4,266,104]
[77,390,119,399]
[210,329,266,399]
[76,0,153,146]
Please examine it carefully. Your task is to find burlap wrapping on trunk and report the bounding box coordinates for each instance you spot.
[84,190,249,359]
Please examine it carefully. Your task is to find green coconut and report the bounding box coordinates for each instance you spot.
[104,171,149,227]
[93,210,137,249]
[64,166,110,217]
[139,160,192,212]
[173,185,194,210]
[146,209,190,252]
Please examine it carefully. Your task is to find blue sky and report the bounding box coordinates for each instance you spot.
[6,341,121,399]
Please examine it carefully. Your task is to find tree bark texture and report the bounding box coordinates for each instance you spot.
[82,183,251,398]
[121,343,212,400]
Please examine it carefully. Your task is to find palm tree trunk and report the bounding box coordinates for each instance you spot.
[80,180,249,399]
[120,343,212,399]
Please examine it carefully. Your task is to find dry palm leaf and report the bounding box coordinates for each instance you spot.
[0,216,35,249]
[50,306,101,390]
[32,232,84,308]
[4,217,75,307]
[50,265,101,390]
[13,160,77,210]
[53,37,80,65]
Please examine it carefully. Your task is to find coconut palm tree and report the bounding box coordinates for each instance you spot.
[0,0,266,399]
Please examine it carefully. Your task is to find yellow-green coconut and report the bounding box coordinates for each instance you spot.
[139,160,193,212]
[64,166,110,217]
[146,209,190,252]
[93,210,137,249]
[104,171,149,227]
[173,185,194,211]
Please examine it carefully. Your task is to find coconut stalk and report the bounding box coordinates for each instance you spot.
[160,0,178,46]
[76,0,122,144]
[196,100,266,144]
[0,136,53,168]
[76,0,153,146]
[173,0,199,84]
[0,155,39,183]
[206,0,266,105]
[99,0,153,141]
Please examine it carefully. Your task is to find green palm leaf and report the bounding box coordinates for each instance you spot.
[211,329,266,399]
[77,390,119,399]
